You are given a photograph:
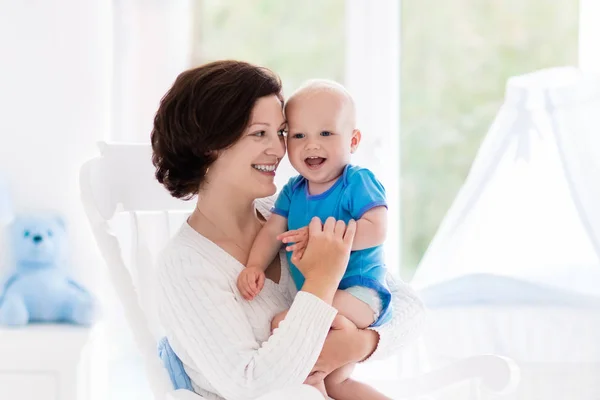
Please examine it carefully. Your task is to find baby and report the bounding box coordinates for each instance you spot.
[237,80,392,399]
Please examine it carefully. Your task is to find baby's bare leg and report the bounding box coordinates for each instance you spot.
[325,364,391,400]
[332,290,376,329]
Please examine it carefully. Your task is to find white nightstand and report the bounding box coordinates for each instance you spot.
[0,325,93,400]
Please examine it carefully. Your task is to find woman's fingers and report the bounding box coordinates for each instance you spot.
[343,219,357,246]
[308,216,323,236]
[323,216,336,234]
[334,219,346,236]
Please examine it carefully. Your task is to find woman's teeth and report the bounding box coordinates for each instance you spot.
[252,164,276,172]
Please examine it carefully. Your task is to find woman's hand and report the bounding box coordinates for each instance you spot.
[293,217,356,285]
[305,315,379,384]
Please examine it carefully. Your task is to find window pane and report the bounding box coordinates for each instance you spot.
[401,0,579,275]
[192,0,345,92]
[191,0,345,186]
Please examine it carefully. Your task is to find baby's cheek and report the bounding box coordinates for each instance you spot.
[287,146,302,164]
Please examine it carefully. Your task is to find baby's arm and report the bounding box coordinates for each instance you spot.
[351,206,387,251]
[238,214,289,300]
[246,214,289,270]
[279,205,387,255]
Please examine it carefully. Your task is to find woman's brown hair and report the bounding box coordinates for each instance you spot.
[151,60,283,199]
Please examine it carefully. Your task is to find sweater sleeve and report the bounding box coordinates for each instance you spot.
[362,274,426,362]
[157,251,338,400]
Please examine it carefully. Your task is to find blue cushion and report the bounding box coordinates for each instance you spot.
[158,337,194,391]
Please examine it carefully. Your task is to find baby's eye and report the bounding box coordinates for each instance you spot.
[320,131,332,137]
[24,231,30,238]
[292,133,305,139]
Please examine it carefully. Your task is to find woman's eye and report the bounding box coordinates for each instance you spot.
[292,133,305,139]
[253,131,266,137]
[320,131,332,137]
[277,129,287,137]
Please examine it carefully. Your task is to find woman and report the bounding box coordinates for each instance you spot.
[152,60,424,400]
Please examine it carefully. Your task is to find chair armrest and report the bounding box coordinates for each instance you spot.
[397,354,520,398]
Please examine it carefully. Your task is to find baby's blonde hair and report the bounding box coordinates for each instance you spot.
[286,79,356,127]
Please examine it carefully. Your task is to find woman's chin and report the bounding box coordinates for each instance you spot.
[255,182,277,198]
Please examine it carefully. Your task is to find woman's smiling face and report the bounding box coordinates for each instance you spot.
[208,94,287,199]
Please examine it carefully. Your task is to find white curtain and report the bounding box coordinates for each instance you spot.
[411,67,600,298]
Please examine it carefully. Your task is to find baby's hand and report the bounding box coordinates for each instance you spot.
[237,267,265,300]
[277,226,308,261]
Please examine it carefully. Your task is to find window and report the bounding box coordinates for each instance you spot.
[400,0,580,276]
[192,0,345,95]
[191,0,347,192]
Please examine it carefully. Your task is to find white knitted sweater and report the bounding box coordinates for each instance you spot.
[156,198,424,400]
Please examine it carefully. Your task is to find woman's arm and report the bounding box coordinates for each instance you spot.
[159,218,356,400]
[362,274,426,361]
[158,252,338,400]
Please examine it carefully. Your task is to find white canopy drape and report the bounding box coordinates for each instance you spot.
[412,67,600,301]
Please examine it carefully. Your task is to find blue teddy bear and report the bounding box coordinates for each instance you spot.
[0,214,95,326]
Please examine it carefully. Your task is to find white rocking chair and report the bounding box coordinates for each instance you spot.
[80,142,520,400]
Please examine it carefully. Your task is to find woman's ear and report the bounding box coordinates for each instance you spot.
[350,129,362,153]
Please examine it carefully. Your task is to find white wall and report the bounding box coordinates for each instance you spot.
[579,0,600,75]
[0,1,111,288]
[111,0,192,142]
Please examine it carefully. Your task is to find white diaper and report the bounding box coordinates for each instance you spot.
[344,286,383,322]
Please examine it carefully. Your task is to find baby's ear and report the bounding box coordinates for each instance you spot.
[350,129,362,153]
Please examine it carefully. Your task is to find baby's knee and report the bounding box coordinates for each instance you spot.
[270,310,288,332]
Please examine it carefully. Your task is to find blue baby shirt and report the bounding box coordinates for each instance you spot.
[272,165,392,326]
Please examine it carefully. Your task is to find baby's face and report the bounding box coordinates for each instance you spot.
[285,92,358,185]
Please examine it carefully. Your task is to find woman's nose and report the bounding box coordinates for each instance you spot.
[267,135,286,158]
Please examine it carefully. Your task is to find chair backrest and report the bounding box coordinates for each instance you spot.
[80,141,194,399]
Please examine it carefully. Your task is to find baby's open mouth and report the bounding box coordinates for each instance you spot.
[305,156,326,169]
